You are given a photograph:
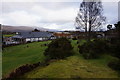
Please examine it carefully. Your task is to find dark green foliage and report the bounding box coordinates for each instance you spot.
[44,38,73,59]
[93,39,109,53]
[27,41,31,43]
[72,37,77,40]
[110,42,120,59]
[108,59,120,71]
[114,21,120,39]
[107,24,112,30]
[78,41,99,59]
[77,41,79,44]
[108,21,120,59]
[78,39,109,59]
[32,28,40,32]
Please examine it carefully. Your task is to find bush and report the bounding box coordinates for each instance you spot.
[77,41,79,44]
[93,39,109,53]
[72,37,77,40]
[78,39,109,59]
[27,41,31,43]
[5,62,41,79]
[44,38,73,59]
[110,42,120,59]
[108,59,120,71]
[78,41,99,59]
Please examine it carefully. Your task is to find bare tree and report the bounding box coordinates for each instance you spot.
[75,0,106,40]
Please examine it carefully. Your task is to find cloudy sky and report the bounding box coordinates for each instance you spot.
[0,0,119,31]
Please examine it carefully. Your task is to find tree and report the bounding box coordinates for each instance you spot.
[78,39,108,59]
[114,21,120,39]
[44,38,73,59]
[110,21,120,59]
[32,28,40,32]
[75,0,106,41]
[107,24,112,30]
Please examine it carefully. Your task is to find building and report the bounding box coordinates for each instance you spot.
[3,31,56,45]
[3,36,14,45]
[53,32,73,38]
[71,31,105,39]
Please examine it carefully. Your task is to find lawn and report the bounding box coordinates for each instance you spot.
[3,34,15,37]
[22,40,120,78]
[22,55,119,78]
[2,41,51,78]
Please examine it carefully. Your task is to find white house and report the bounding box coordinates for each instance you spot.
[11,32,56,44]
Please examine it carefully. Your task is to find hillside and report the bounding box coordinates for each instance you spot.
[22,55,119,78]
[2,40,120,78]
[2,25,34,32]
[2,41,51,78]
[2,25,54,32]
[21,40,119,78]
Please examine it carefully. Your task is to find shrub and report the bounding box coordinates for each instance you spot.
[77,41,79,44]
[78,41,99,59]
[78,39,109,59]
[5,62,41,79]
[108,59,120,71]
[44,38,73,59]
[93,39,109,53]
[110,42,120,59]
[72,37,77,40]
[27,41,31,43]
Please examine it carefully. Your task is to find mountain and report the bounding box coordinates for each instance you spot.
[2,25,58,32]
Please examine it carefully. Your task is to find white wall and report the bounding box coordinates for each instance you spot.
[34,38,38,41]
[31,38,35,42]
[25,37,52,42]
[51,37,56,39]
[39,38,43,41]
[26,38,31,42]
[26,38,39,42]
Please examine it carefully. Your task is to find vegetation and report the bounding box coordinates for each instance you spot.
[107,24,112,30]
[75,0,106,40]
[114,21,120,39]
[32,29,40,32]
[72,37,77,40]
[22,40,119,78]
[3,39,120,78]
[112,21,120,58]
[108,59,120,71]
[78,39,108,59]
[110,42,120,59]
[2,41,51,77]
[44,38,73,59]
[2,0,120,79]
[3,34,15,37]
[107,21,120,71]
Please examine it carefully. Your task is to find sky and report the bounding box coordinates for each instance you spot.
[0,0,119,31]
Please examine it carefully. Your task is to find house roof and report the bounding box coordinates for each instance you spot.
[53,33,71,37]
[12,35,23,38]
[12,32,53,38]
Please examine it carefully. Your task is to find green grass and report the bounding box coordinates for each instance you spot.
[22,40,120,78]
[3,34,15,37]
[22,55,119,78]
[2,41,51,77]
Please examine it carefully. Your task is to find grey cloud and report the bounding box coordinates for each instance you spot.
[1,1,119,30]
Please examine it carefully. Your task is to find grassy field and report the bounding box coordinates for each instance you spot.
[3,34,15,37]
[2,40,120,78]
[2,41,51,77]
[21,40,120,78]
